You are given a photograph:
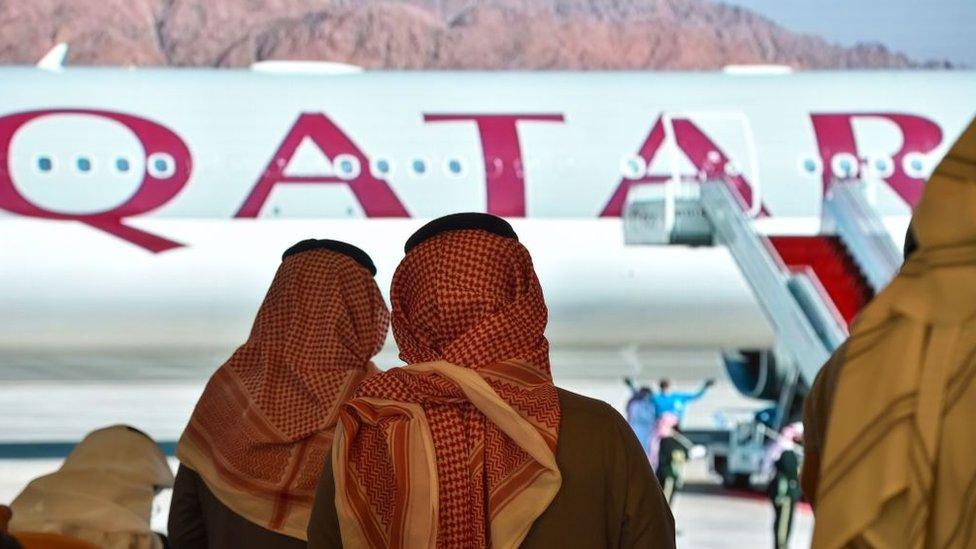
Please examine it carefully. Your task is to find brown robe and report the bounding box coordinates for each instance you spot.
[168,466,306,549]
[308,388,676,548]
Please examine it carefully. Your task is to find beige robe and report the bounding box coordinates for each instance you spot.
[810,117,976,548]
[9,425,174,549]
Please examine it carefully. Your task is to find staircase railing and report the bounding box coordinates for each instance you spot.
[822,179,902,293]
[785,268,848,350]
[698,181,839,386]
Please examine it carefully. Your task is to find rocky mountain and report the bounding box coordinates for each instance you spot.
[0,0,952,69]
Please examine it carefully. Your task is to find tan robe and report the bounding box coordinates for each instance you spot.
[308,388,676,549]
[803,346,845,463]
[809,117,976,548]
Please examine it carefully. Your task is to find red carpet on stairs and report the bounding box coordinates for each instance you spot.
[768,236,873,326]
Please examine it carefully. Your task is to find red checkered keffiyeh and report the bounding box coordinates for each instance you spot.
[333,229,562,549]
[177,248,390,540]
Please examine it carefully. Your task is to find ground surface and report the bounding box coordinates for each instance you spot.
[0,369,812,547]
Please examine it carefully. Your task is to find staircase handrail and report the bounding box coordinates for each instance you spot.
[823,179,902,293]
[700,180,837,386]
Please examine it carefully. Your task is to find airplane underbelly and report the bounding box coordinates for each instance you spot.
[0,218,773,375]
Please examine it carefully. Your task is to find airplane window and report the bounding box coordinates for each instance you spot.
[411,158,428,176]
[485,156,504,179]
[799,157,822,176]
[513,158,525,179]
[36,156,53,173]
[334,154,361,180]
[147,152,176,179]
[620,156,646,180]
[830,153,859,179]
[370,158,392,177]
[903,152,928,178]
[445,158,466,177]
[115,157,130,173]
[76,157,92,173]
[867,155,894,178]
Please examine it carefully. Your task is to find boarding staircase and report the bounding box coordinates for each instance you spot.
[623,175,901,484]
[623,178,899,387]
[821,179,903,294]
[768,236,871,326]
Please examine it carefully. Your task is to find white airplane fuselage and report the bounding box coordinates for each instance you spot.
[1,69,974,377]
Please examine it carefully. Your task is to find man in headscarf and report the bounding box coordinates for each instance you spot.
[308,213,675,549]
[803,117,976,548]
[8,425,173,549]
[624,377,656,455]
[169,239,390,547]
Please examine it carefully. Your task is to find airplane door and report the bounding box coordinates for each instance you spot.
[658,112,762,231]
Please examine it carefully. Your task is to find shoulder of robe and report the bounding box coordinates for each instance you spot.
[556,388,629,433]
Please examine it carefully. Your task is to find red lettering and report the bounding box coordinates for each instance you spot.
[599,120,667,217]
[600,117,764,217]
[236,113,407,218]
[0,109,191,253]
[810,113,942,206]
[424,114,564,216]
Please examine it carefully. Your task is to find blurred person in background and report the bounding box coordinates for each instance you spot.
[766,423,802,549]
[653,413,692,506]
[646,379,715,471]
[7,425,173,549]
[309,213,675,549]
[169,240,389,548]
[803,118,976,548]
[624,377,657,455]
[762,422,804,480]
[652,378,715,425]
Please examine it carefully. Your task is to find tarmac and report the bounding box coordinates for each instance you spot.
[0,366,813,547]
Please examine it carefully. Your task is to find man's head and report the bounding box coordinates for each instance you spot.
[251,238,390,381]
[392,213,550,370]
[659,378,672,393]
